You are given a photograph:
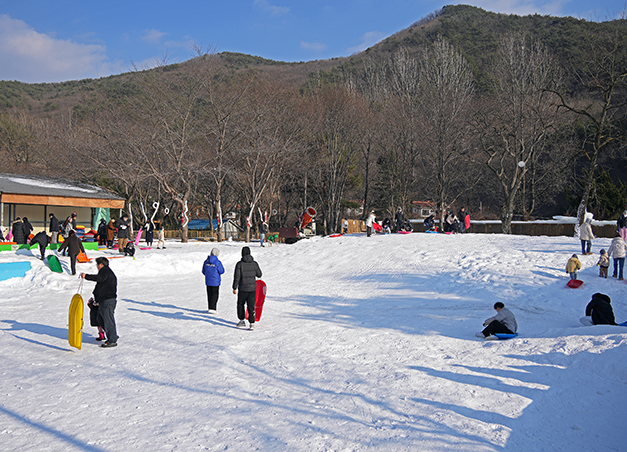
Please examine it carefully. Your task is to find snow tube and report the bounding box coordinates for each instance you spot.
[567,279,584,288]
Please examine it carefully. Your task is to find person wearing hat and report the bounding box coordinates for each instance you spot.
[596,249,610,278]
[202,248,225,313]
[232,246,262,330]
[81,257,119,347]
[580,293,617,326]
[366,210,376,237]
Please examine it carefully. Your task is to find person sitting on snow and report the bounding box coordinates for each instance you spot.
[476,302,518,339]
[580,293,617,326]
[566,254,581,280]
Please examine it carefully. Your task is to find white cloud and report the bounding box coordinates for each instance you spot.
[0,14,122,83]
[347,31,386,54]
[253,0,290,16]
[141,29,167,45]
[300,41,327,53]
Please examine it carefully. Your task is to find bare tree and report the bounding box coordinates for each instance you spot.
[547,20,627,223]
[417,37,475,224]
[476,33,562,233]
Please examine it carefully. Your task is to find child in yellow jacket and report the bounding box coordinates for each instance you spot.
[566,254,581,280]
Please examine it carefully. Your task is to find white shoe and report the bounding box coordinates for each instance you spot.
[475,332,485,338]
[208,309,217,314]
[249,323,255,331]
[236,320,246,328]
[485,335,499,341]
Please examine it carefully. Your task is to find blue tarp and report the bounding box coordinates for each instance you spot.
[0,261,31,281]
[187,219,218,230]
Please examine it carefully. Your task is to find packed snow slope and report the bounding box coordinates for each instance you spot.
[1,232,626,451]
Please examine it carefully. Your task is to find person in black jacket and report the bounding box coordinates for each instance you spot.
[115,215,130,254]
[57,230,85,275]
[49,213,60,244]
[81,257,118,347]
[30,231,50,260]
[580,293,617,326]
[394,207,405,233]
[97,219,107,246]
[22,217,33,242]
[232,246,262,330]
[11,217,26,244]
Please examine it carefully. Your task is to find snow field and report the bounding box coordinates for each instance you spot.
[0,232,626,451]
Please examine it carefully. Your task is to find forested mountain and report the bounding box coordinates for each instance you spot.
[1,5,625,237]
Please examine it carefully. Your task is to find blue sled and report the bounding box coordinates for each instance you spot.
[494,333,518,340]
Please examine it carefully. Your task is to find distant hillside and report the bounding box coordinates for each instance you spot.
[0,52,345,118]
[318,4,627,93]
[0,4,624,115]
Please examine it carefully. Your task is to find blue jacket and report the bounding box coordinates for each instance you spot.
[202,255,225,286]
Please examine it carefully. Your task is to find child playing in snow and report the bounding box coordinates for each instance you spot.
[566,254,581,280]
[597,249,610,278]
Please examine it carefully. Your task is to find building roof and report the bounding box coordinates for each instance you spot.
[0,173,125,209]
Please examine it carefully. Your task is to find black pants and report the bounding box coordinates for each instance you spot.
[69,253,78,275]
[206,286,220,311]
[482,320,513,337]
[237,290,256,323]
[39,244,46,259]
[97,298,118,343]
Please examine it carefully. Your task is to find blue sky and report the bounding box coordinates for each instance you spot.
[0,0,625,83]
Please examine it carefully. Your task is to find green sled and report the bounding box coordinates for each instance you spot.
[47,255,63,273]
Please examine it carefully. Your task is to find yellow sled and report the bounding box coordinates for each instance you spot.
[68,293,84,350]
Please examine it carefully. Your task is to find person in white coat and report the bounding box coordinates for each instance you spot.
[366,210,376,237]
[607,233,627,280]
[579,218,595,255]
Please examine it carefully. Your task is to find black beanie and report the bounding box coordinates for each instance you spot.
[242,246,251,257]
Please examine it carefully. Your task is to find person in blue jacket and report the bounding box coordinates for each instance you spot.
[202,248,225,313]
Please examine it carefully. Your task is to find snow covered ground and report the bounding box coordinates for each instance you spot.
[1,232,626,451]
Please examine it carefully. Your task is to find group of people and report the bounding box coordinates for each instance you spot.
[423,208,471,233]
[476,289,621,341]
[570,214,627,281]
[95,214,166,252]
[8,216,33,244]
[202,246,263,330]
